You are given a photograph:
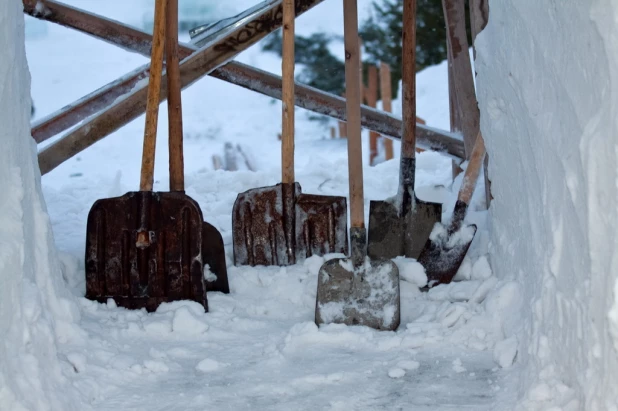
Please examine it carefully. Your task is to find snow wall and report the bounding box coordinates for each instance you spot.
[0,1,82,409]
[475,0,618,409]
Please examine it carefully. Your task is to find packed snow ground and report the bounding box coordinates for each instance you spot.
[25,1,522,409]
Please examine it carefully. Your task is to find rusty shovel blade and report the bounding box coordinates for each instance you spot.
[85,191,208,312]
[315,229,400,331]
[232,182,348,266]
[417,222,477,288]
[202,221,230,294]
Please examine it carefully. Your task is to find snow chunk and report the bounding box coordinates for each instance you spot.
[172,307,209,335]
[196,358,223,373]
[397,360,420,371]
[493,337,518,368]
[471,255,492,281]
[393,257,427,288]
[388,368,406,379]
[452,358,466,373]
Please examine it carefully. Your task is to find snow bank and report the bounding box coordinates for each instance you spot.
[0,1,81,409]
[475,0,618,408]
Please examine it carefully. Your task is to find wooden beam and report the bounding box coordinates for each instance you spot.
[442,0,480,158]
[27,0,465,174]
[366,65,379,165]
[379,62,394,161]
[37,0,327,174]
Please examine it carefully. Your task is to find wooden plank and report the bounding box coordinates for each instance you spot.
[26,0,465,171]
[469,0,492,206]
[442,0,480,158]
[366,65,379,165]
[379,62,394,161]
[37,0,327,175]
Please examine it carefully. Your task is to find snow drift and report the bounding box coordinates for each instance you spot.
[0,1,82,409]
[475,0,618,408]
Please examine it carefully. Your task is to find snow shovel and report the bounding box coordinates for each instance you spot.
[165,0,229,294]
[85,0,208,311]
[315,0,400,332]
[417,131,485,287]
[232,0,348,267]
[367,0,441,261]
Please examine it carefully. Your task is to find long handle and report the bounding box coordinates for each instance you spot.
[449,130,485,232]
[458,131,485,205]
[401,0,417,159]
[281,0,295,183]
[166,0,184,191]
[343,0,364,229]
[139,0,167,191]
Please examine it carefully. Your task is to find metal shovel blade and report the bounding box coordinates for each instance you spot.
[315,256,400,331]
[232,182,347,266]
[85,191,207,312]
[417,222,478,287]
[202,222,230,294]
[367,195,441,260]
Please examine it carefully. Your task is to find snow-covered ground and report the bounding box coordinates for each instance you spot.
[3,0,529,409]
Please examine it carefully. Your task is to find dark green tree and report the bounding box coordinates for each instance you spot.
[261,0,472,101]
[262,31,346,96]
[360,0,453,99]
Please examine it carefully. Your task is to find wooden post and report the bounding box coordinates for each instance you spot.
[367,65,379,165]
[442,0,480,159]
[338,92,347,138]
[379,62,394,161]
[330,127,336,138]
[281,0,295,184]
[469,0,492,207]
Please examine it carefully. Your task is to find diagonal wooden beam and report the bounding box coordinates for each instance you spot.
[36,0,327,175]
[28,0,464,172]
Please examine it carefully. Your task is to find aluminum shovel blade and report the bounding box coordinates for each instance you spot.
[315,257,400,331]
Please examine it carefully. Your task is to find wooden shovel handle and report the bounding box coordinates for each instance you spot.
[139,0,167,192]
[343,0,364,229]
[458,130,486,206]
[401,0,417,159]
[281,0,295,184]
[166,0,184,191]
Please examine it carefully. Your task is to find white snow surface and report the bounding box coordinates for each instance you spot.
[0,0,547,409]
[0,1,81,410]
[476,0,618,409]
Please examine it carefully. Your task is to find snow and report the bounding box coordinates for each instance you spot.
[475,0,618,408]
[0,1,81,409]
[0,0,572,409]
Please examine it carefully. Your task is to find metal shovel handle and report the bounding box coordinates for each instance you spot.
[140,0,167,192]
[281,0,295,184]
[166,0,185,192]
[343,0,364,229]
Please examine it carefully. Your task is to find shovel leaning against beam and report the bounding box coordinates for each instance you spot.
[165,0,229,294]
[232,0,348,267]
[417,131,485,287]
[367,0,441,261]
[85,0,219,311]
[315,0,400,331]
